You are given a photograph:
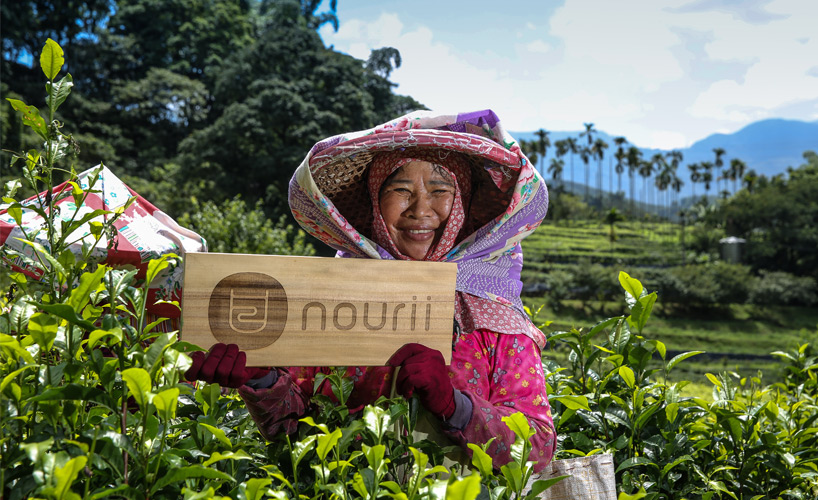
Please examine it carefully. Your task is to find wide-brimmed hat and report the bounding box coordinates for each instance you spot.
[300,110,531,242]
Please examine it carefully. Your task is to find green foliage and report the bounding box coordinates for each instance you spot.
[544,272,818,499]
[748,270,818,307]
[1,0,422,221]
[711,151,818,280]
[177,196,316,256]
[648,262,752,307]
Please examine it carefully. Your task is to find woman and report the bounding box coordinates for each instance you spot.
[186,109,556,471]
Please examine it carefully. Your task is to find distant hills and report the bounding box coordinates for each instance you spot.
[513,118,818,199]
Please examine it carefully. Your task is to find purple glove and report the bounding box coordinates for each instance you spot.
[184,343,270,388]
[387,343,456,420]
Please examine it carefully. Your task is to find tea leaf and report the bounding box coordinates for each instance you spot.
[202,450,251,467]
[40,38,64,80]
[316,428,342,461]
[618,488,648,500]
[552,395,591,411]
[615,456,656,473]
[36,303,97,332]
[153,387,180,421]
[122,367,152,408]
[199,423,233,450]
[445,473,481,500]
[1,365,37,395]
[51,456,88,500]
[527,475,570,497]
[500,461,523,492]
[68,263,107,313]
[666,351,704,373]
[30,384,117,411]
[243,478,272,500]
[467,443,493,477]
[502,412,535,441]
[618,271,643,301]
[6,99,48,139]
[152,465,234,492]
[28,312,59,351]
[619,366,636,389]
[46,74,73,111]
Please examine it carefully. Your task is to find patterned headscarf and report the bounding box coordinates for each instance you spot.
[288,110,549,348]
[368,150,472,261]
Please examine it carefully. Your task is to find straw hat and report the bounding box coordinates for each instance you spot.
[302,110,531,240]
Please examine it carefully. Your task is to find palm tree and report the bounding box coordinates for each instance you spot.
[579,123,596,200]
[639,158,657,214]
[580,145,592,200]
[604,208,625,253]
[613,137,628,195]
[665,150,683,216]
[712,147,726,196]
[592,137,608,204]
[671,175,683,220]
[534,129,550,175]
[700,161,714,202]
[655,158,672,218]
[743,169,758,193]
[565,137,579,194]
[548,157,564,189]
[520,139,539,169]
[688,163,701,200]
[649,153,665,209]
[626,146,642,215]
[729,158,746,194]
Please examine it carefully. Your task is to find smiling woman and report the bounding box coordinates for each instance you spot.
[186,109,557,472]
[378,162,454,259]
[372,153,467,260]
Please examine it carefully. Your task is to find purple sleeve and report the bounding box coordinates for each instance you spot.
[445,329,557,472]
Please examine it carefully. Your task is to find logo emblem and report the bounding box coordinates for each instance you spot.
[208,273,288,349]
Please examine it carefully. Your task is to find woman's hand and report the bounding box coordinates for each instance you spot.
[387,343,456,420]
[184,343,271,388]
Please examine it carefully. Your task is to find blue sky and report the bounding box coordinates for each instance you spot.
[319,0,818,149]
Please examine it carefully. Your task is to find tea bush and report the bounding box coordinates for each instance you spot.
[3,39,818,500]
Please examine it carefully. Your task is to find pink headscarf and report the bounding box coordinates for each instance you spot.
[367,150,472,261]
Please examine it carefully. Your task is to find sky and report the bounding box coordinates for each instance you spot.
[319,0,818,150]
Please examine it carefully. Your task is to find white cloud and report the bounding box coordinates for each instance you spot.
[322,0,818,149]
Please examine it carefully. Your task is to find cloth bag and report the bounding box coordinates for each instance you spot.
[527,454,617,500]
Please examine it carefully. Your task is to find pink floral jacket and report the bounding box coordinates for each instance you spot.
[238,328,556,472]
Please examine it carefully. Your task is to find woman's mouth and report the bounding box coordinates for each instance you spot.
[403,228,436,241]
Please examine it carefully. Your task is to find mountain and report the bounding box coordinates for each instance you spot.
[512,118,818,199]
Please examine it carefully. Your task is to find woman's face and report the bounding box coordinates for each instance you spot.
[379,161,456,260]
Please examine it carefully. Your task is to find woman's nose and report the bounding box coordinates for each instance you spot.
[406,193,434,218]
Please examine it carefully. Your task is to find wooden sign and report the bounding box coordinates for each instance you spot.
[181,253,457,366]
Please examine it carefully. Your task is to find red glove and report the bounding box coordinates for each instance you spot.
[184,343,270,388]
[387,343,456,420]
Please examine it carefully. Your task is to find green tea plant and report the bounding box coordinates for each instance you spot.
[541,272,818,499]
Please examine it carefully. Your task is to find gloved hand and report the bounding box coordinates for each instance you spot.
[387,343,456,420]
[184,343,270,388]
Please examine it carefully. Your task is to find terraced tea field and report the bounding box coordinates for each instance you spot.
[521,220,818,384]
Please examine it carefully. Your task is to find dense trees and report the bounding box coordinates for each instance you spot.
[709,151,818,280]
[1,0,421,222]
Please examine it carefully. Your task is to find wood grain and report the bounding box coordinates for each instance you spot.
[181,253,457,366]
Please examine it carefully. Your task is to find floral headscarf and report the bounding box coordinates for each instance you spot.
[288,109,549,348]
